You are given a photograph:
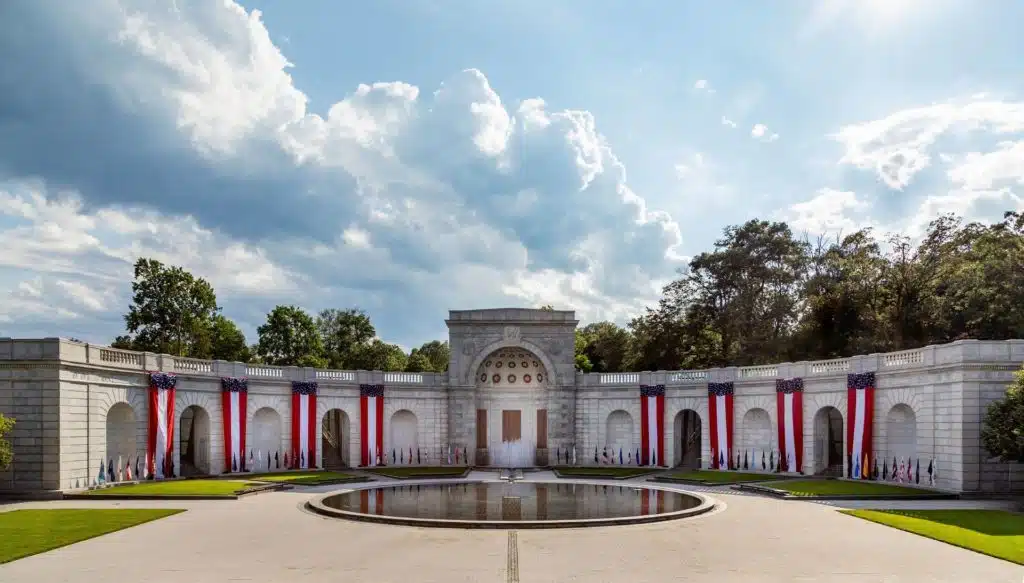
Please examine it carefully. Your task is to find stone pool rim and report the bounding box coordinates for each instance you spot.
[305,480,717,529]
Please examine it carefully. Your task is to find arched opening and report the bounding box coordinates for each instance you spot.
[251,407,283,471]
[673,410,701,468]
[105,402,138,482]
[389,410,418,465]
[741,408,772,470]
[813,406,844,476]
[476,348,548,466]
[604,410,634,464]
[179,405,211,476]
[321,409,350,470]
[886,404,917,465]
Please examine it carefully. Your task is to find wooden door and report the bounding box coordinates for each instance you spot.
[501,410,522,442]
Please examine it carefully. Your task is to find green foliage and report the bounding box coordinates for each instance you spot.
[256,305,324,366]
[576,322,631,372]
[404,352,431,372]
[118,258,220,357]
[411,340,450,372]
[347,339,407,372]
[316,308,376,369]
[207,314,251,362]
[981,366,1024,462]
[0,413,14,470]
[629,211,1024,370]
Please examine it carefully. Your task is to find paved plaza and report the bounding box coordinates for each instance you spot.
[1,475,1021,583]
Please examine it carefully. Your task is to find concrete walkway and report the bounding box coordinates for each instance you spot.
[1,474,1021,583]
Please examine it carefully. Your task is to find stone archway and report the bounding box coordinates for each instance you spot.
[179,405,212,476]
[886,404,917,464]
[741,408,772,470]
[251,407,283,471]
[673,410,701,468]
[605,410,634,464]
[321,409,350,470]
[389,410,418,465]
[475,347,549,467]
[105,402,139,481]
[813,406,844,476]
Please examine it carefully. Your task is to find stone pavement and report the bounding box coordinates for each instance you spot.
[0,477,1021,583]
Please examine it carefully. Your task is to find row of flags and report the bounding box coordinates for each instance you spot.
[591,446,661,466]
[850,454,937,485]
[97,455,151,485]
[712,449,797,473]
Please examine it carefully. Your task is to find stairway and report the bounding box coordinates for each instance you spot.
[321,428,347,470]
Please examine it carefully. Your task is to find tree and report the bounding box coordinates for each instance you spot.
[256,306,325,367]
[207,314,251,362]
[348,339,407,372]
[981,365,1024,462]
[117,258,220,357]
[539,305,555,311]
[574,330,593,372]
[411,340,450,372]
[316,308,376,369]
[0,413,13,470]
[405,352,431,372]
[576,322,632,372]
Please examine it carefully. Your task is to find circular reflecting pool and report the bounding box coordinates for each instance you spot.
[311,481,711,528]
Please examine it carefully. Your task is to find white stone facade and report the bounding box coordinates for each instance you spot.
[1,308,1023,495]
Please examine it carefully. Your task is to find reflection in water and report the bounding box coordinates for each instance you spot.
[321,482,701,521]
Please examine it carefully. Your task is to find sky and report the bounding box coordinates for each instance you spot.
[0,0,1022,351]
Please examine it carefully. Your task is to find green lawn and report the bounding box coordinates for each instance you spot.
[84,479,257,497]
[765,479,931,497]
[554,466,656,478]
[364,466,467,479]
[841,509,1024,565]
[662,470,782,483]
[245,470,360,485]
[0,509,184,564]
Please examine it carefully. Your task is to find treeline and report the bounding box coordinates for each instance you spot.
[111,259,449,372]
[576,211,1024,372]
[111,210,1024,375]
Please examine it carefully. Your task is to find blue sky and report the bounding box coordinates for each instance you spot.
[1,0,1022,350]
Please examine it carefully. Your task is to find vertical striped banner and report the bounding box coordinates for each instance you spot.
[291,381,318,469]
[360,384,385,466]
[775,378,804,473]
[220,377,248,472]
[708,382,734,469]
[146,372,177,479]
[639,384,665,466]
[847,372,876,479]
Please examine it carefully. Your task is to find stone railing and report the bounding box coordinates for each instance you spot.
[1,337,1023,388]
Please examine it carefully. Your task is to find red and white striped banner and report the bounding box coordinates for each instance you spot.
[221,377,248,472]
[639,488,665,515]
[847,372,876,479]
[359,488,385,515]
[708,382,734,469]
[639,384,665,466]
[775,378,804,473]
[360,384,385,466]
[290,381,318,469]
[147,372,177,479]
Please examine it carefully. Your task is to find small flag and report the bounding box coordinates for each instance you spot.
[873,456,879,481]
[761,450,766,470]
[283,452,289,468]
[619,448,623,465]
[124,458,132,481]
[635,448,640,465]
[719,451,725,469]
[97,460,106,485]
[627,451,632,464]
[892,456,897,480]
[299,450,304,468]
[862,453,868,480]
[916,459,920,484]
[107,459,114,483]
[653,450,658,466]
[417,448,422,464]
[249,449,254,471]
[454,447,459,465]
[927,459,934,485]
[769,450,774,471]
[882,458,888,480]
[275,451,280,469]
[409,447,413,464]
[594,447,598,463]
[743,451,749,470]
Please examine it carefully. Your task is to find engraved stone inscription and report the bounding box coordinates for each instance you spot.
[503,326,521,342]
